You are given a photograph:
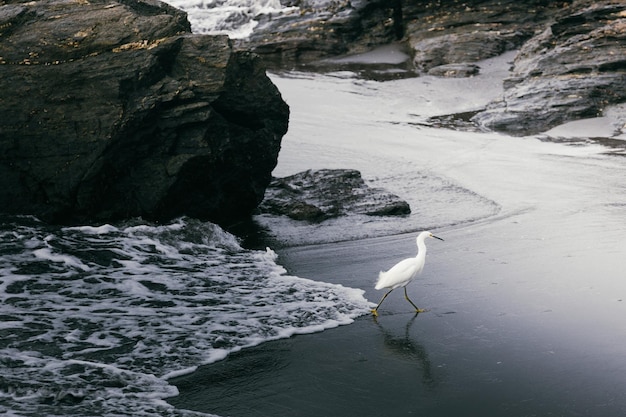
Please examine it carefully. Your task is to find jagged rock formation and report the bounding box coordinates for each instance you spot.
[259,169,411,222]
[472,2,626,134]
[0,0,289,224]
[238,0,404,68]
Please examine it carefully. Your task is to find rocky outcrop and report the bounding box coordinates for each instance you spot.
[472,2,626,135]
[237,0,626,135]
[402,0,570,74]
[239,0,567,71]
[0,0,289,224]
[258,169,410,222]
[237,0,404,68]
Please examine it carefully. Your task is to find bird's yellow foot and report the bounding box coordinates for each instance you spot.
[371,309,379,317]
[415,308,428,314]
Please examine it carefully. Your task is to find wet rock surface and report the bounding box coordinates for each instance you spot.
[240,0,567,71]
[401,0,569,72]
[0,0,289,224]
[258,169,411,222]
[238,0,404,69]
[472,2,626,135]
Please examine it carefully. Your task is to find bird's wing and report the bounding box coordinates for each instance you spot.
[385,258,417,275]
[376,258,419,290]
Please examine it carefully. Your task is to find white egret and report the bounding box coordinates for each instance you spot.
[372,231,443,316]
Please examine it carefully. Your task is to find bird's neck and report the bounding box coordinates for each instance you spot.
[416,241,426,258]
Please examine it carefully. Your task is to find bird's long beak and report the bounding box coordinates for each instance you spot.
[432,235,444,241]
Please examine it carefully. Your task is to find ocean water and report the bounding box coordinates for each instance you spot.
[163,0,296,38]
[0,216,371,416]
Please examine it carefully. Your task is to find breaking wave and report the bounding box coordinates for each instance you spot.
[0,216,370,416]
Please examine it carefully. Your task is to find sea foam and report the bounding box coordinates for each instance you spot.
[0,216,371,416]
[163,0,297,38]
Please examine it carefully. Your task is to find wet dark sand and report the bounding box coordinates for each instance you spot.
[169,210,626,417]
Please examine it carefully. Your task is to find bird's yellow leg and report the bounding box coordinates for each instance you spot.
[371,289,393,316]
[404,287,426,313]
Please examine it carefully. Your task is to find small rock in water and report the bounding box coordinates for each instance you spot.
[427,63,480,78]
[259,169,410,222]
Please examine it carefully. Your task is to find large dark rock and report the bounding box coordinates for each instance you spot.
[259,169,411,222]
[0,0,289,224]
[473,1,626,135]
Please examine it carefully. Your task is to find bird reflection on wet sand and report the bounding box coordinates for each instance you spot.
[373,315,439,389]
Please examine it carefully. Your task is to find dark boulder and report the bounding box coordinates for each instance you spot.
[258,169,411,222]
[0,0,289,224]
[473,1,626,135]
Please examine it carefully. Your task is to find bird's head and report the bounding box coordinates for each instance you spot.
[429,232,444,241]
[419,231,444,242]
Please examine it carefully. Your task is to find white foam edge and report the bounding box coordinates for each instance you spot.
[32,247,91,271]
[62,224,119,234]
[161,307,367,382]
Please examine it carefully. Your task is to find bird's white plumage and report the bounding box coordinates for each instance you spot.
[371,231,443,315]
[375,257,424,290]
[374,231,433,290]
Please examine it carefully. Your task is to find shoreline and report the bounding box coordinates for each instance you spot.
[170,206,626,416]
[169,55,626,416]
